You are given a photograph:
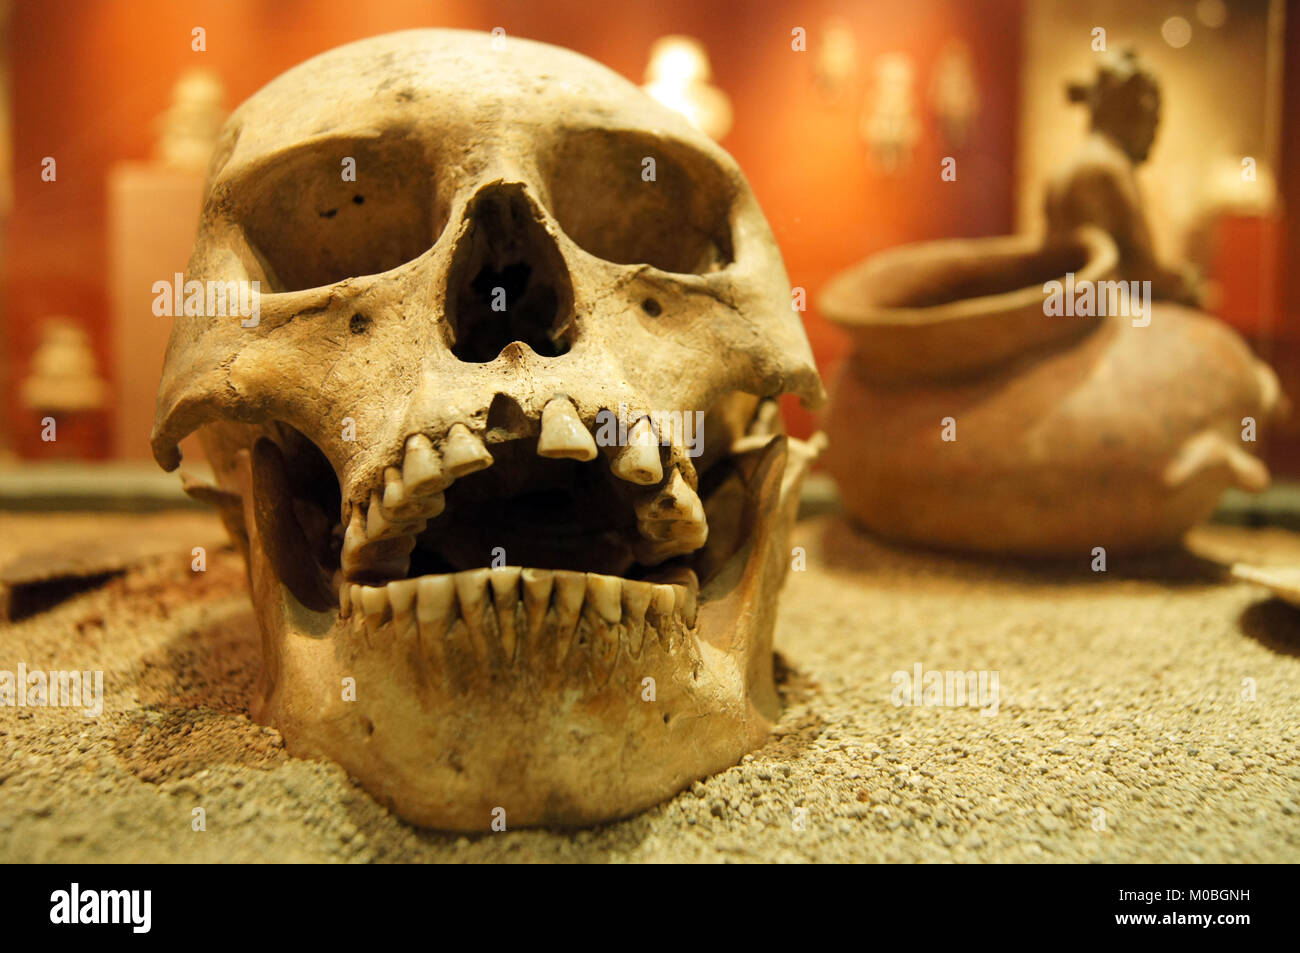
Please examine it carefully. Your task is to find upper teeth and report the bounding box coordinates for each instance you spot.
[610,417,663,485]
[441,423,493,478]
[342,407,709,581]
[538,396,598,461]
[633,468,709,565]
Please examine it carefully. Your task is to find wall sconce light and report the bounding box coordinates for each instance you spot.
[643,35,733,141]
[860,53,920,172]
[930,41,979,150]
[814,17,858,101]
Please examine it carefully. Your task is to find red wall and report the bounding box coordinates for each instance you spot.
[3,0,1022,450]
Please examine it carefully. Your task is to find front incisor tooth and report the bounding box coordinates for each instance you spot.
[538,397,598,461]
[585,574,622,624]
[552,571,586,662]
[402,433,450,495]
[611,418,663,485]
[442,424,493,478]
[522,569,554,637]
[490,568,522,661]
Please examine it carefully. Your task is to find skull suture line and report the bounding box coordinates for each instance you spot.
[152,29,824,830]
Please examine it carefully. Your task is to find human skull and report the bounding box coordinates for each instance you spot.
[152,29,823,829]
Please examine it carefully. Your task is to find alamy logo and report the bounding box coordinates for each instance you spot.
[1042,272,1151,327]
[152,273,261,327]
[0,664,102,716]
[50,883,151,933]
[593,402,706,458]
[890,663,1000,716]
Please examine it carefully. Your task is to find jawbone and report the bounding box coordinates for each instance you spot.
[231,432,821,830]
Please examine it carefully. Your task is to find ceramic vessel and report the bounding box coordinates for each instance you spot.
[820,228,1282,556]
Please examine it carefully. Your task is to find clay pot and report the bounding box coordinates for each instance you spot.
[820,228,1283,556]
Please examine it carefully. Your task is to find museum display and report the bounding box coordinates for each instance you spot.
[1,0,1297,877]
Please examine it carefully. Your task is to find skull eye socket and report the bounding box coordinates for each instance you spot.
[547,130,734,275]
[237,139,444,292]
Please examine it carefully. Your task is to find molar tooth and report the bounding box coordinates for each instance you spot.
[416,575,456,669]
[538,396,597,461]
[611,418,663,485]
[402,433,450,495]
[585,573,622,625]
[454,569,492,661]
[552,570,587,662]
[489,567,522,662]
[521,569,554,639]
[442,424,493,478]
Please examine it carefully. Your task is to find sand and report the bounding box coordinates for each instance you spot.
[1,507,1298,863]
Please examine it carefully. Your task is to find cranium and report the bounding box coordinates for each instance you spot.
[152,29,823,829]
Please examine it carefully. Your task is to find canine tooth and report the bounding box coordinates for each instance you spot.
[416,575,454,621]
[622,581,653,655]
[552,571,587,662]
[402,433,450,494]
[442,424,493,477]
[634,469,708,560]
[650,567,698,627]
[388,578,418,616]
[416,575,455,668]
[490,568,522,661]
[538,397,597,461]
[585,574,622,624]
[339,581,353,617]
[612,418,663,485]
[651,469,705,522]
[521,568,554,637]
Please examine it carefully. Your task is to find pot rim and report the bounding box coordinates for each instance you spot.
[819,225,1119,329]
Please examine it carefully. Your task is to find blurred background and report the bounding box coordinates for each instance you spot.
[0,0,1294,474]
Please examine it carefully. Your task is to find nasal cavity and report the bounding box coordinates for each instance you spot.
[447,184,574,363]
